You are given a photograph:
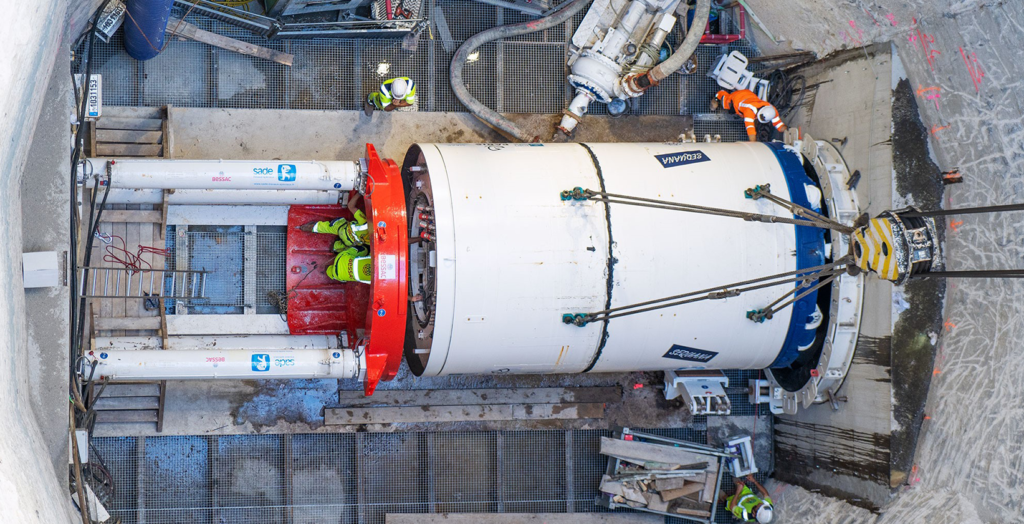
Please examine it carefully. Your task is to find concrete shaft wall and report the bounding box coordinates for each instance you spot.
[0,2,78,523]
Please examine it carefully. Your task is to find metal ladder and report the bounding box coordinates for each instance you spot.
[77,266,209,300]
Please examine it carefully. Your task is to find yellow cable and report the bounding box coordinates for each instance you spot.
[209,0,253,6]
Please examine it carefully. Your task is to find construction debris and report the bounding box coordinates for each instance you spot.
[597,430,727,521]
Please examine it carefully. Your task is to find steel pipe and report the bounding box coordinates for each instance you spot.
[86,348,363,380]
[93,335,341,351]
[82,158,359,191]
[98,188,341,205]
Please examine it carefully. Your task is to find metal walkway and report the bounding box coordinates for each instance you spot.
[76,2,758,140]
[92,425,770,524]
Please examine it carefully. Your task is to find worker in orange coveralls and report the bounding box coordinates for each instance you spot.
[712,89,787,142]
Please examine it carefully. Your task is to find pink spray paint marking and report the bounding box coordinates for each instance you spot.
[863,8,881,27]
[909,19,941,71]
[886,13,898,26]
[960,47,985,92]
[848,20,865,44]
[916,85,942,111]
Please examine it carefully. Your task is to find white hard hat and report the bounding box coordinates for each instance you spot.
[390,78,410,98]
[757,105,778,124]
[756,504,774,523]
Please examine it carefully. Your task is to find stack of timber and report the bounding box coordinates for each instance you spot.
[598,437,718,519]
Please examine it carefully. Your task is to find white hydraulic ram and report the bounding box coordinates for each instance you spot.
[83,347,365,380]
[78,158,360,204]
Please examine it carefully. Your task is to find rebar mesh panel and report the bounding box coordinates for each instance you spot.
[143,436,213,524]
[429,432,499,513]
[436,0,498,41]
[186,229,245,313]
[286,40,359,110]
[89,437,139,524]
[571,430,614,513]
[502,42,566,114]
[214,435,287,522]
[502,431,566,513]
[291,434,359,523]
[358,433,430,523]
[256,228,288,313]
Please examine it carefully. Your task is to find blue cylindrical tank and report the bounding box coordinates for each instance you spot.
[123,0,175,61]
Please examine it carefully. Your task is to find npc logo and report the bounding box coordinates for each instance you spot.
[251,353,270,372]
[662,344,718,363]
[654,150,711,168]
[278,164,297,182]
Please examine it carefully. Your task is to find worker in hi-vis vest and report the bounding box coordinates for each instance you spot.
[299,194,372,284]
[719,474,774,523]
[712,89,787,142]
[365,77,417,114]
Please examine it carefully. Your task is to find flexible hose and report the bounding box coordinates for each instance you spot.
[450,0,593,142]
[646,0,710,83]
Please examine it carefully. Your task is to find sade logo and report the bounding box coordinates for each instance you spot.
[278,164,297,182]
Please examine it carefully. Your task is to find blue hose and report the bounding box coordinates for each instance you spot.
[124,0,175,61]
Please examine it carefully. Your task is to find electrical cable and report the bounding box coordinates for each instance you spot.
[100,234,171,272]
[757,69,805,141]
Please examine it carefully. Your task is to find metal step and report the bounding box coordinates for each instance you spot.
[91,380,167,432]
[78,266,208,300]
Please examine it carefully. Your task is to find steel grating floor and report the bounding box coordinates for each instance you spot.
[92,427,770,524]
[75,2,759,139]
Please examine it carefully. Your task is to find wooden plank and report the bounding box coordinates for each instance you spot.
[336,387,622,407]
[91,315,290,334]
[125,208,141,335]
[673,507,712,518]
[325,403,605,425]
[156,381,167,433]
[95,129,163,144]
[88,121,97,157]
[162,105,171,159]
[98,210,163,223]
[96,410,159,423]
[95,117,164,131]
[167,314,289,335]
[111,211,127,336]
[104,106,163,120]
[94,396,161,410]
[653,475,705,492]
[701,464,718,504]
[93,317,161,330]
[160,191,170,240]
[138,207,156,321]
[96,143,163,157]
[166,205,289,226]
[167,17,295,66]
[600,438,714,469]
[93,214,113,335]
[659,482,704,501]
